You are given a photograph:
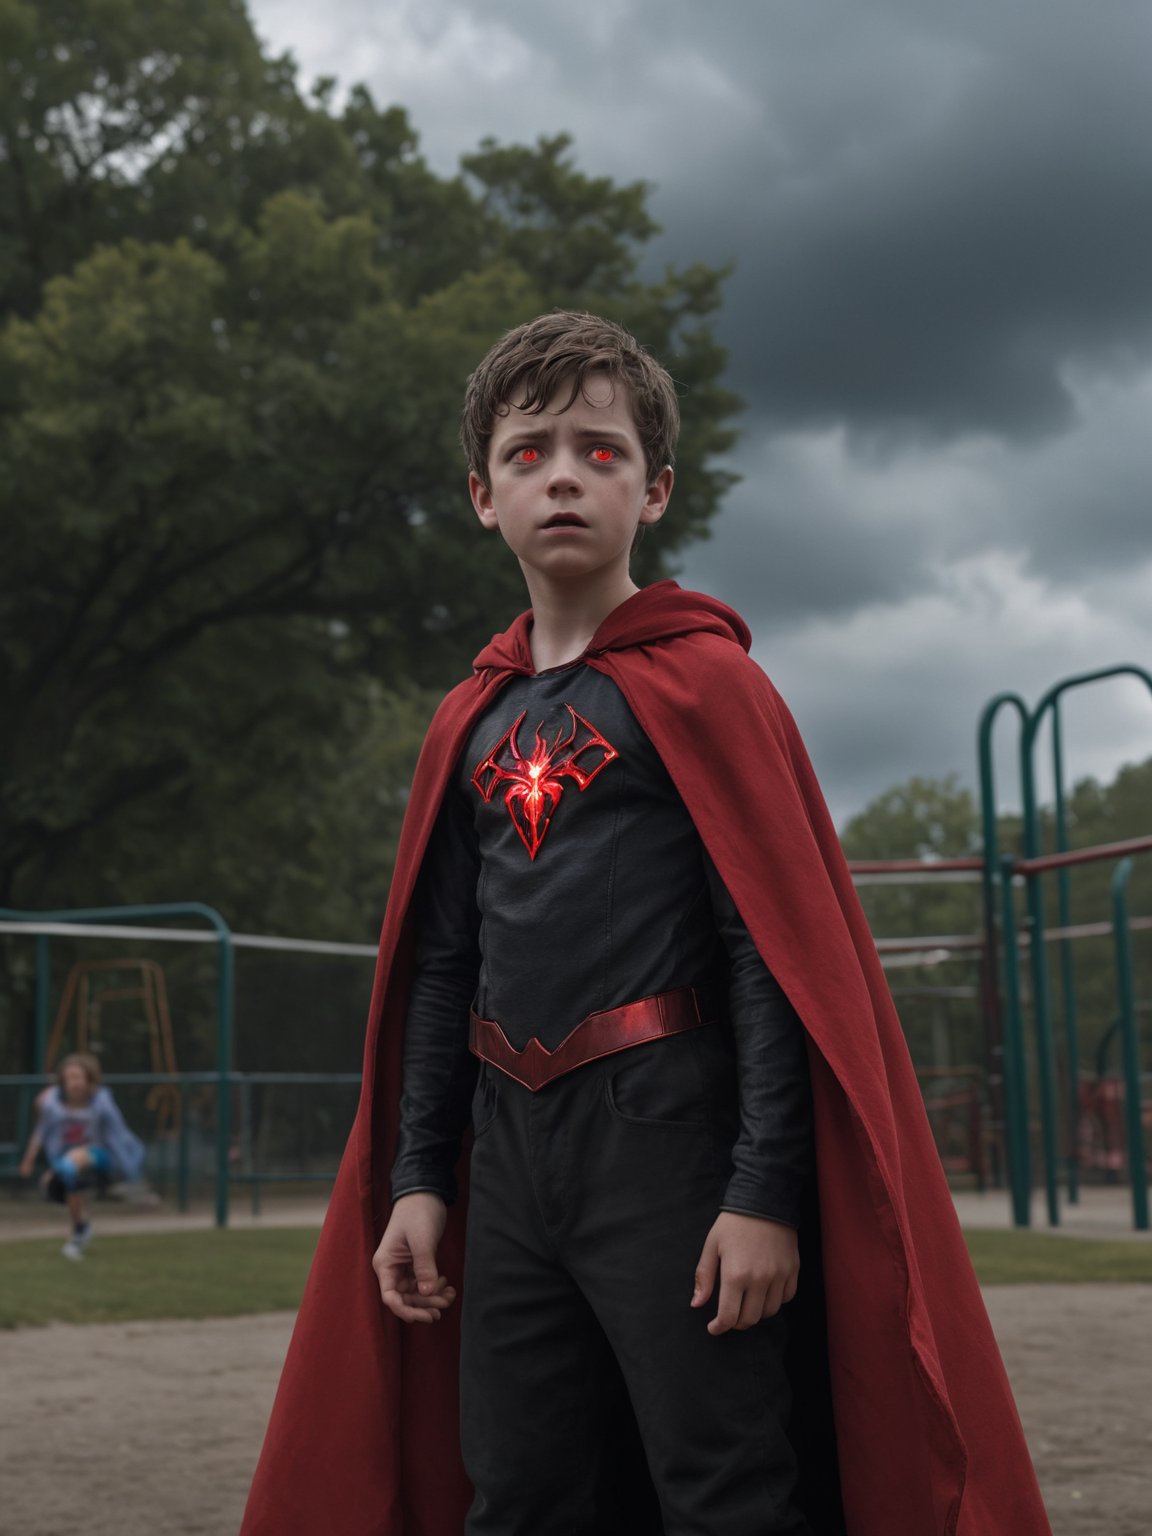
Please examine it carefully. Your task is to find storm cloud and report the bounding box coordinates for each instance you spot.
[250,0,1152,823]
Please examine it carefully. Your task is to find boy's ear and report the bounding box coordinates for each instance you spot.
[469,470,500,531]
[638,465,675,526]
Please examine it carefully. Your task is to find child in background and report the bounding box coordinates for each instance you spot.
[19,1052,145,1259]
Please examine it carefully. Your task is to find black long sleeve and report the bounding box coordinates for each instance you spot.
[389,789,482,1206]
[705,857,815,1228]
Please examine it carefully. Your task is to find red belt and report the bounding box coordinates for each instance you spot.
[468,986,716,1092]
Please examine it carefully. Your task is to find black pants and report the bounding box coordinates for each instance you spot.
[460,1033,812,1536]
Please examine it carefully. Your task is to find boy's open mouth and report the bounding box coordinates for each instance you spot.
[542,512,588,528]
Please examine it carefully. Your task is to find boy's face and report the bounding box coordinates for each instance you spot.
[469,372,673,588]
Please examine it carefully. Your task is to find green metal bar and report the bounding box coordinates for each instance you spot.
[216,929,234,1229]
[153,1107,169,1200]
[13,1084,33,1178]
[241,1077,259,1218]
[1020,711,1060,1226]
[177,1079,191,1214]
[1032,664,1152,710]
[12,935,52,1172]
[976,692,1030,1216]
[998,856,1032,1226]
[33,935,50,1071]
[1050,699,1080,1203]
[1111,859,1149,1231]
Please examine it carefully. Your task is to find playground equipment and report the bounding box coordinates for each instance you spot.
[0,903,371,1226]
[1,904,234,1223]
[980,665,1152,1230]
[45,957,182,1141]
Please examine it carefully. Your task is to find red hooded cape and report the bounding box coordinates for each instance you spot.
[242,582,1051,1536]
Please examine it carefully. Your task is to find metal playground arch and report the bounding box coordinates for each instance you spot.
[979,665,1152,1231]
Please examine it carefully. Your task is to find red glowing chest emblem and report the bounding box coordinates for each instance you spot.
[471,705,619,860]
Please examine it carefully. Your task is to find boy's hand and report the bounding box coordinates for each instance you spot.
[690,1211,799,1336]
[373,1192,456,1324]
[18,1153,35,1178]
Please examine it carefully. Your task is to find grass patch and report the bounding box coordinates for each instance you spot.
[965,1229,1152,1284]
[2,1225,1151,1329]
[0,1228,318,1328]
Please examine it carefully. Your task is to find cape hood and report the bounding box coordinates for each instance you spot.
[471,579,753,673]
[242,581,1051,1536]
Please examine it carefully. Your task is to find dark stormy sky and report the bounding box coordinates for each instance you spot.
[249,0,1152,826]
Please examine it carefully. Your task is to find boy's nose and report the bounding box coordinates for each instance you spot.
[546,457,583,494]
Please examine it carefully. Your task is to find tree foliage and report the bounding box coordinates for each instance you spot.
[0,0,741,930]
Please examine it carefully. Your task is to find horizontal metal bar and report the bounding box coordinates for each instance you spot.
[228,1173,338,1184]
[889,986,979,999]
[224,1072,362,1085]
[878,949,960,969]
[875,935,984,953]
[231,935,377,958]
[0,921,219,942]
[0,920,377,958]
[1015,835,1152,876]
[0,1072,362,1088]
[1044,916,1152,941]
[851,870,984,885]
[848,858,985,875]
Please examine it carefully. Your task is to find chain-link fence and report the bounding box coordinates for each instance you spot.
[0,907,377,1223]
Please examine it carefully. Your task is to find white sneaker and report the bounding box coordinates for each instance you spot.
[62,1224,92,1260]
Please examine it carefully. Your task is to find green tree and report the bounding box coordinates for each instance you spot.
[840,774,984,939]
[839,775,987,1070]
[0,0,740,938]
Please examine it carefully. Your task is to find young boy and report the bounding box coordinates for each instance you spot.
[243,314,1051,1535]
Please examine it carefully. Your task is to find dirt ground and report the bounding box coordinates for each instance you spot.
[1,1287,1149,1535]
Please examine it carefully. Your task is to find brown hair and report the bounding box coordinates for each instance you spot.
[461,310,680,487]
[56,1052,102,1090]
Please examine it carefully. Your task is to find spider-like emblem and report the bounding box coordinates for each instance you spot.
[471,705,619,860]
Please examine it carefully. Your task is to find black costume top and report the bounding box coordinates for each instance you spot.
[390,662,813,1225]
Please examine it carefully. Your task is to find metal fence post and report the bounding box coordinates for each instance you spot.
[215,926,234,1230]
[177,1078,191,1213]
[1020,718,1060,1226]
[1050,698,1080,1203]
[977,692,1030,1221]
[998,856,1032,1226]
[1111,858,1149,1231]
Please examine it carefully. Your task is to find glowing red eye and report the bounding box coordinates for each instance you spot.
[518,447,539,463]
[592,447,615,462]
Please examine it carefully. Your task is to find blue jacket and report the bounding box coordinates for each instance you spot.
[38,1085,145,1181]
